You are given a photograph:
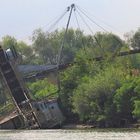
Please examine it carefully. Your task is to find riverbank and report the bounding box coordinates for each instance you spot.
[62,123,140,130]
[62,124,95,129]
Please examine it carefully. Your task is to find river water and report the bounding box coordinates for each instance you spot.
[0,129,140,140]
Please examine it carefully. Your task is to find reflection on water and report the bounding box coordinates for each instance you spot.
[0,129,140,140]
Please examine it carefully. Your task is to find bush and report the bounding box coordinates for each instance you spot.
[27,78,57,99]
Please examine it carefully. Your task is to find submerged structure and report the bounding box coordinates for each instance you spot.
[0,46,65,129]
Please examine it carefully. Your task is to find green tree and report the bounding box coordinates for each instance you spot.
[113,77,140,123]
[133,101,140,118]
[131,28,140,49]
[28,78,57,100]
[32,28,94,64]
[94,32,124,57]
[17,41,34,64]
[2,35,17,49]
[72,63,127,126]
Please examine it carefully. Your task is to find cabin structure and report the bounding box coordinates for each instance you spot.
[0,99,65,129]
[32,99,65,128]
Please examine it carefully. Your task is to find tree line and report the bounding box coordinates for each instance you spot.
[1,28,140,127]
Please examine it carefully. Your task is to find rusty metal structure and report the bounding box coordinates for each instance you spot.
[0,46,40,129]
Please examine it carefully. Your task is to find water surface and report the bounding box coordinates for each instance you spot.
[0,129,140,140]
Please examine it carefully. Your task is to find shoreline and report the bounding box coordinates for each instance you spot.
[62,123,140,130]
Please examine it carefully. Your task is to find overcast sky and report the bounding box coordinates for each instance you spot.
[0,0,140,42]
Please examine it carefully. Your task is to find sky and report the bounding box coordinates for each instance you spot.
[0,0,140,43]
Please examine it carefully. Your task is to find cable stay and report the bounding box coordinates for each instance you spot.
[46,8,70,33]
[73,9,87,55]
[18,7,70,42]
[45,8,69,28]
[74,10,81,30]
[75,4,124,57]
[76,5,121,34]
[76,6,108,33]
[75,8,105,55]
[74,11,88,55]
